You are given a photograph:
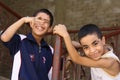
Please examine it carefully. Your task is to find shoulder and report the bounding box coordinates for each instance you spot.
[101,49,120,63]
[99,57,120,76]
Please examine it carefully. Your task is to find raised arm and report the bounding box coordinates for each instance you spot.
[0,17,34,42]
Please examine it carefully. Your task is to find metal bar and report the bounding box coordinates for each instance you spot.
[104,30,120,38]
[0,1,21,19]
[52,35,62,80]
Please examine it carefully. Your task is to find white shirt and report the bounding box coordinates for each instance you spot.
[91,48,120,80]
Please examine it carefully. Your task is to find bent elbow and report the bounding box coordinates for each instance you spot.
[0,34,10,42]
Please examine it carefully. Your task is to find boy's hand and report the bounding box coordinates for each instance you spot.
[23,16,35,27]
[53,24,69,38]
[23,16,35,24]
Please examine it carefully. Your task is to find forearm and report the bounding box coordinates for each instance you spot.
[1,18,25,42]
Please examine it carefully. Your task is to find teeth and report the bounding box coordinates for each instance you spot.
[37,26,43,31]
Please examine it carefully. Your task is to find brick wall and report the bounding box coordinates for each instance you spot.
[1,0,120,29]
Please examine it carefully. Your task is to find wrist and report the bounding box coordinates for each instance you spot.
[21,17,26,23]
[63,32,70,39]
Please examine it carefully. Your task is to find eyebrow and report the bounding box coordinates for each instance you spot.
[92,40,98,44]
[82,40,99,47]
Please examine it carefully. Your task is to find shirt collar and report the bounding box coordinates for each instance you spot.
[26,33,49,47]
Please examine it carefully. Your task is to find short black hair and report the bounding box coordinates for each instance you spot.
[32,8,54,27]
[78,24,103,42]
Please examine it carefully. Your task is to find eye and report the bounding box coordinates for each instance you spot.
[93,41,99,46]
[37,17,50,24]
[83,46,88,50]
[44,20,50,24]
[38,17,42,20]
[94,42,98,45]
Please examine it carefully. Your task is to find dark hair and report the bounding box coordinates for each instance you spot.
[32,8,54,27]
[78,24,103,42]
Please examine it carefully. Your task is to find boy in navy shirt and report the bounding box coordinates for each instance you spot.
[1,9,54,80]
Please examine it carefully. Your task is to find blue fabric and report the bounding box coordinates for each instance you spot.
[3,33,53,80]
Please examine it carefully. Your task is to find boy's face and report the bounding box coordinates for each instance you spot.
[80,34,105,60]
[31,12,51,37]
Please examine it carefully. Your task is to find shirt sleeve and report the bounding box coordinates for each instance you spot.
[3,34,21,57]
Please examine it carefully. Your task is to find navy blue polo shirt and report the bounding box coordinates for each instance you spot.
[3,33,53,80]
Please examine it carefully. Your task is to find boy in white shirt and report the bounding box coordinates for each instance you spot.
[53,24,120,80]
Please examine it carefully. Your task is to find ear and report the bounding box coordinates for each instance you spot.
[102,36,106,45]
[47,27,53,33]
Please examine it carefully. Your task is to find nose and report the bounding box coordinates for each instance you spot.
[89,47,96,53]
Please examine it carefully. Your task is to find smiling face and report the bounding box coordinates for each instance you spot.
[31,12,51,38]
[80,33,106,60]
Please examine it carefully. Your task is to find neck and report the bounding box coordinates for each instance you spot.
[32,33,43,45]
